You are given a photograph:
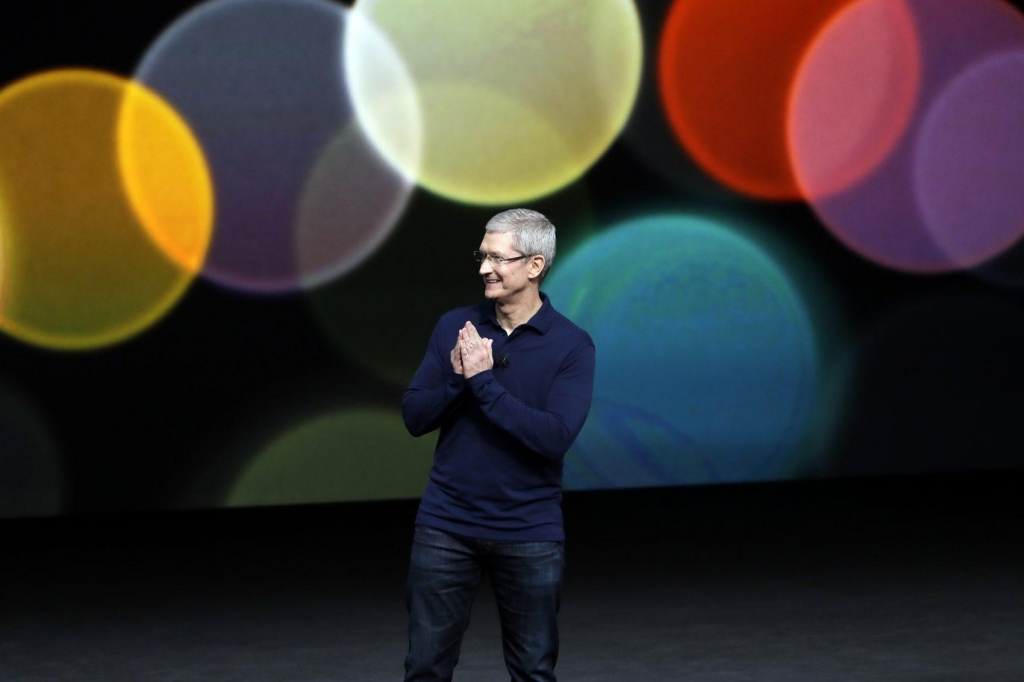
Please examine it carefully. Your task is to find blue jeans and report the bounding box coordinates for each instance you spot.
[403,525,565,682]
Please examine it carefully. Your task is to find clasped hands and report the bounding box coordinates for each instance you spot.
[451,321,493,379]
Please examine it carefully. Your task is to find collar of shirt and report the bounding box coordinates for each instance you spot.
[481,291,555,336]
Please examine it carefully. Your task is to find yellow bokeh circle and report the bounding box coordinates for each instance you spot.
[0,70,212,350]
[346,0,643,205]
[118,79,214,275]
[225,409,434,507]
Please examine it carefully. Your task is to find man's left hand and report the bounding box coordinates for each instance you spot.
[460,322,493,378]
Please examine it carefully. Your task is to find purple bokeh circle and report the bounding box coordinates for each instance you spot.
[914,50,1024,269]
[134,0,413,293]
[807,0,1024,273]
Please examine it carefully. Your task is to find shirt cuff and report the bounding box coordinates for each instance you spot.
[465,369,494,394]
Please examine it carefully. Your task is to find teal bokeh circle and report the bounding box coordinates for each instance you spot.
[546,214,817,488]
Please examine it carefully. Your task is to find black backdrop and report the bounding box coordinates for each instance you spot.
[1,0,1023,519]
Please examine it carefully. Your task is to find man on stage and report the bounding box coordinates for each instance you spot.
[401,208,596,682]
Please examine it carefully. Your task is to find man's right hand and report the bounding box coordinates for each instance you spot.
[451,328,465,375]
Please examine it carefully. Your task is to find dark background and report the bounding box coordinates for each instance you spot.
[0,0,1023,520]
[2,4,1024,680]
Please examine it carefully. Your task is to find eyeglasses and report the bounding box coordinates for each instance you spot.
[472,251,531,266]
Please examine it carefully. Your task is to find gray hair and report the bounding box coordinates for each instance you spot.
[484,208,556,280]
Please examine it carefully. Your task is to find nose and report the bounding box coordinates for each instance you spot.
[479,258,494,276]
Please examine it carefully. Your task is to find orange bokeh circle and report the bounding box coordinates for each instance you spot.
[658,0,856,200]
[0,69,212,350]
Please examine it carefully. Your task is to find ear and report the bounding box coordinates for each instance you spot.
[528,255,546,281]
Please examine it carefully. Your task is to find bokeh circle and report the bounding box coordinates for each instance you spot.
[828,294,1024,476]
[225,408,434,507]
[0,69,211,350]
[134,0,416,292]
[799,0,1024,273]
[545,214,817,489]
[788,0,921,200]
[346,0,643,205]
[0,379,63,518]
[659,0,856,200]
[914,50,1024,270]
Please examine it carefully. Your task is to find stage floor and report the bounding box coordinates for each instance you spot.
[4,472,1023,681]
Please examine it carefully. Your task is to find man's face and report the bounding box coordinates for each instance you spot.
[478,231,532,301]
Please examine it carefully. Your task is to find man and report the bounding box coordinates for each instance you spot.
[401,208,596,682]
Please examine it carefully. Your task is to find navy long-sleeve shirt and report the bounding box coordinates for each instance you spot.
[402,292,595,541]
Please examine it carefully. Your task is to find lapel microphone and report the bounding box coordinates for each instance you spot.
[494,353,510,368]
